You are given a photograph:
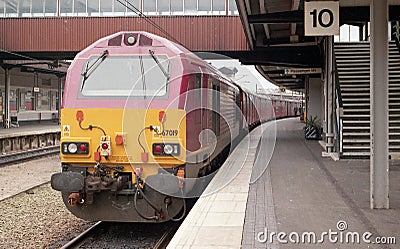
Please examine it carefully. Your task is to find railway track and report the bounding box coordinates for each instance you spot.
[60,220,181,249]
[0,145,59,166]
[153,222,182,249]
[61,221,103,249]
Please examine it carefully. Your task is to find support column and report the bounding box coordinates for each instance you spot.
[370,0,389,209]
[326,36,334,153]
[3,67,10,129]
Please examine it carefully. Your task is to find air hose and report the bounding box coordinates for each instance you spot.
[133,175,162,221]
[165,188,186,222]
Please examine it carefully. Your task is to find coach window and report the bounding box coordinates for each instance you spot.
[194,74,202,125]
[235,92,240,120]
[212,81,220,136]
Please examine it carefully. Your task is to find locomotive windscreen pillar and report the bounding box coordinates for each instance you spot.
[370,0,389,209]
[57,76,63,124]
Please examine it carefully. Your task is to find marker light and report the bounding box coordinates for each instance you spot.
[100,136,111,156]
[79,144,87,152]
[101,143,109,150]
[154,145,163,154]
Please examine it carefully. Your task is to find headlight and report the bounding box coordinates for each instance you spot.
[68,143,78,153]
[164,144,173,154]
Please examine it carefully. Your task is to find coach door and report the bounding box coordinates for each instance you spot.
[236,91,242,130]
[212,81,220,137]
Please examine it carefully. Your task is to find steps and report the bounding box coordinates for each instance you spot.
[334,41,400,158]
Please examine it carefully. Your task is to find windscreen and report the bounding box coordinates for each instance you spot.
[81,55,170,97]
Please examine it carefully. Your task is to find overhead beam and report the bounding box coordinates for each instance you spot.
[259,0,271,39]
[237,46,321,67]
[236,0,255,49]
[290,0,300,36]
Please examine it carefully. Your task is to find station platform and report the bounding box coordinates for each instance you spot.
[0,123,60,139]
[168,118,400,249]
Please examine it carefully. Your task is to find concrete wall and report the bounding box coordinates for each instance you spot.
[308,77,323,127]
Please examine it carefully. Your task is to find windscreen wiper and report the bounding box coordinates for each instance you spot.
[81,50,109,91]
[149,50,170,80]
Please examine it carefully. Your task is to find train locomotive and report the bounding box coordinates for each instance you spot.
[51,31,299,222]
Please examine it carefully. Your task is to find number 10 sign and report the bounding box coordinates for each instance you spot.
[304,1,339,36]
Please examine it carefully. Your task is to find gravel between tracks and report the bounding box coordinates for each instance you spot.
[0,183,94,249]
[0,155,60,200]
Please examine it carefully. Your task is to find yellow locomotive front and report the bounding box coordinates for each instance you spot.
[51,32,190,222]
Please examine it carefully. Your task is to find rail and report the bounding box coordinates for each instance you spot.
[60,221,179,248]
[0,145,59,166]
[153,221,182,249]
[60,221,103,249]
[332,48,344,156]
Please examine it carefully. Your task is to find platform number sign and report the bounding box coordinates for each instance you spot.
[304,1,339,36]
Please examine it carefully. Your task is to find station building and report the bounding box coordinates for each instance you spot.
[0,0,243,127]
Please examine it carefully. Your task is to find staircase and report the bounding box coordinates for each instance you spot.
[334,41,400,158]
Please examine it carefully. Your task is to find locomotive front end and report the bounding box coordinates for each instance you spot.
[51,32,189,222]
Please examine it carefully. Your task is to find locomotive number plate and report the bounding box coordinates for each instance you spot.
[162,129,179,136]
